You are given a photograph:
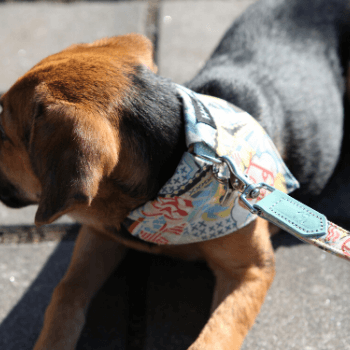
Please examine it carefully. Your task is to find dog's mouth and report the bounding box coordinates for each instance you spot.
[0,194,35,208]
[0,183,36,209]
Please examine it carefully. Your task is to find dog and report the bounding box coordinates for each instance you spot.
[0,0,349,348]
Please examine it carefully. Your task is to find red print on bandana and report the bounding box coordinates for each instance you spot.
[142,197,193,221]
[138,198,193,241]
[246,161,274,184]
[246,160,275,201]
[159,223,187,236]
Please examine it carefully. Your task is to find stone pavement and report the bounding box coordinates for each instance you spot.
[0,1,350,349]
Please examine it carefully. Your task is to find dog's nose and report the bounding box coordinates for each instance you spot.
[0,186,15,201]
[0,183,35,208]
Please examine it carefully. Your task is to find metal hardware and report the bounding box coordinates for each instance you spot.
[196,153,277,211]
[231,178,240,189]
[240,183,276,214]
[250,188,261,199]
[195,155,232,205]
[219,156,254,192]
[213,161,230,184]
[220,184,235,206]
[211,161,236,206]
[195,153,223,165]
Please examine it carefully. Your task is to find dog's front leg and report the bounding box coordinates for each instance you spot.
[190,218,275,350]
[33,224,127,350]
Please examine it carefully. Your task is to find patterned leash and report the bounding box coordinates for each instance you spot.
[206,155,350,262]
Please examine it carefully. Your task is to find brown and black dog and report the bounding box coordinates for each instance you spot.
[1,0,350,349]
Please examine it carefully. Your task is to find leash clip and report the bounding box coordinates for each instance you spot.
[219,156,277,214]
[196,154,275,211]
[197,154,275,209]
[240,183,275,215]
[219,156,253,191]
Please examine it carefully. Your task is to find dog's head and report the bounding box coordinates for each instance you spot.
[0,34,182,228]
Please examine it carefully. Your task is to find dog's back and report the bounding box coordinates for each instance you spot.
[187,0,350,203]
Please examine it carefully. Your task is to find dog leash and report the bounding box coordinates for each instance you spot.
[125,84,350,261]
[202,154,350,262]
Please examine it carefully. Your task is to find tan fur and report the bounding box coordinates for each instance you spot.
[0,34,278,350]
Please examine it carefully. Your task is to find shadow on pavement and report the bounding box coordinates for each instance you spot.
[0,239,74,350]
[0,235,214,350]
[78,251,214,350]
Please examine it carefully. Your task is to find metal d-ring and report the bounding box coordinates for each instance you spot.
[240,182,276,214]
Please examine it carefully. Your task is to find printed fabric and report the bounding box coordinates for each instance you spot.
[122,85,300,245]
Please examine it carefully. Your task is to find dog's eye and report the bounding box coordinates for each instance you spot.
[0,105,9,142]
[0,117,8,142]
[0,124,7,141]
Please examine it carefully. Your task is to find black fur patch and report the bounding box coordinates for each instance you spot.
[187,0,350,201]
[118,66,186,200]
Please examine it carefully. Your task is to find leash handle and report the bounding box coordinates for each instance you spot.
[255,190,350,261]
[254,189,327,238]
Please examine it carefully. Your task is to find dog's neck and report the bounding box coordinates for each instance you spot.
[115,66,186,202]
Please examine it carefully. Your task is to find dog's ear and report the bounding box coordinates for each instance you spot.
[31,103,119,226]
[79,34,158,73]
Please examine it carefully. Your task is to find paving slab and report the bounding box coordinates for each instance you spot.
[158,0,257,83]
[242,237,350,350]
[0,241,74,350]
[0,239,132,350]
[0,2,148,92]
[0,241,60,323]
[0,1,148,226]
[1,235,350,350]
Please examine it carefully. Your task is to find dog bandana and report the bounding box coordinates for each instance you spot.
[123,85,299,245]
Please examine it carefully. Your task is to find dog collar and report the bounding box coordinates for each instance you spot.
[123,85,299,245]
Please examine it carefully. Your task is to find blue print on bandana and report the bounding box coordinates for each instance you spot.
[159,153,202,197]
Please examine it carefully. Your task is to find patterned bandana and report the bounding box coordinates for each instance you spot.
[122,85,299,245]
